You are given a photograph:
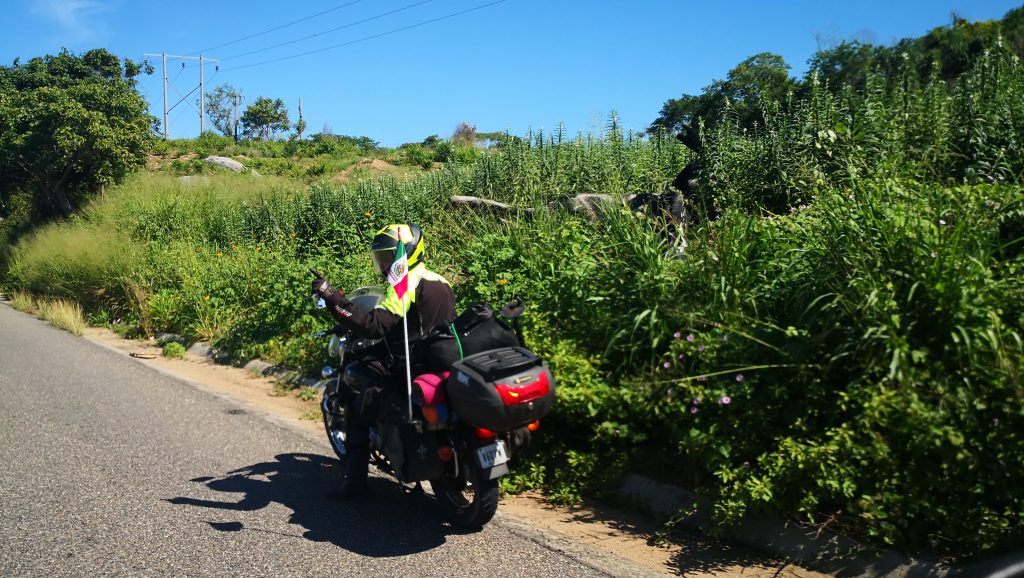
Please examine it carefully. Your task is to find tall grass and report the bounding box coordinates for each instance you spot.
[36,298,86,335]
[9,291,35,313]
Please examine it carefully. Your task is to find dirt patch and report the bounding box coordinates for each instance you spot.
[333,157,401,184]
[145,152,201,172]
[81,326,830,577]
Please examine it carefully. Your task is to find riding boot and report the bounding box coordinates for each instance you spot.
[328,425,371,501]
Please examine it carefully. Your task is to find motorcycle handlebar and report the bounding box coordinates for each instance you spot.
[310,324,346,338]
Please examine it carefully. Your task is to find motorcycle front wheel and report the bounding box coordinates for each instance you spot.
[430,463,500,528]
[321,393,348,463]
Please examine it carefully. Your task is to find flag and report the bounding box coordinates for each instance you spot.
[387,234,409,301]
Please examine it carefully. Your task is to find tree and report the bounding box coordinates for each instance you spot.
[240,97,290,140]
[202,83,242,138]
[451,121,477,146]
[649,52,796,136]
[0,48,154,218]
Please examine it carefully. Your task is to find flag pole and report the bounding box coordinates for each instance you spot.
[399,232,413,423]
[403,285,413,422]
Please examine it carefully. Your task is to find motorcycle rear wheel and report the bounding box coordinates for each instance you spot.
[321,394,348,463]
[430,463,499,528]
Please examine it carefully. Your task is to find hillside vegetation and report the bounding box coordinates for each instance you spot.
[3,12,1023,561]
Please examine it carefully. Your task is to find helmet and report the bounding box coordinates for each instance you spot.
[371,223,424,277]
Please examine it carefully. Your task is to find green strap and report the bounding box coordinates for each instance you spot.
[450,322,464,359]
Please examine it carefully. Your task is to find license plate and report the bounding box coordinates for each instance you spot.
[476,441,508,469]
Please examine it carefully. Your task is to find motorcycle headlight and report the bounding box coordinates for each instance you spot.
[321,365,336,379]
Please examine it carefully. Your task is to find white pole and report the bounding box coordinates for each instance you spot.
[403,288,413,422]
[199,55,205,134]
[162,52,168,140]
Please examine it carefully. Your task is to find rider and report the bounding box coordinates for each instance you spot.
[311,223,456,499]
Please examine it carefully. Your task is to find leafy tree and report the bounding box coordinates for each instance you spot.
[650,52,796,138]
[202,83,242,138]
[0,48,154,218]
[805,41,878,91]
[240,97,290,140]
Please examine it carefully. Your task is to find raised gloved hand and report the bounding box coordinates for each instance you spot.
[311,277,337,299]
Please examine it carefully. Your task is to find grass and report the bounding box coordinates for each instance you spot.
[299,408,322,421]
[162,342,187,359]
[10,291,34,313]
[35,298,86,336]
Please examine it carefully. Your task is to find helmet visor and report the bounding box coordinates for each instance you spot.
[372,249,394,276]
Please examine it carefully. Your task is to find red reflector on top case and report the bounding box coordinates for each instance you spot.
[495,372,550,405]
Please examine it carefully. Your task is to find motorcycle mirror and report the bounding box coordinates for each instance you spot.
[321,366,336,379]
[499,296,525,319]
[310,268,323,278]
[313,296,326,309]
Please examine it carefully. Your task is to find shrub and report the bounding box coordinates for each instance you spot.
[162,341,186,359]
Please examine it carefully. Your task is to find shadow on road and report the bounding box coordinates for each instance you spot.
[166,452,468,557]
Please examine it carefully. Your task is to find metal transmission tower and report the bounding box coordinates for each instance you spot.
[143,52,221,140]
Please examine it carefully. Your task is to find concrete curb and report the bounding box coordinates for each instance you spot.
[616,473,952,578]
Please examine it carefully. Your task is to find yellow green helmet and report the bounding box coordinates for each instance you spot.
[371,223,424,276]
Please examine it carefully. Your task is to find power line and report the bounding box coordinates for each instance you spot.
[190,0,364,55]
[224,0,506,72]
[222,0,432,61]
[169,84,201,114]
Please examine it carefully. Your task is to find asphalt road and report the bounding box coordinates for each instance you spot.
[0,303,661,577]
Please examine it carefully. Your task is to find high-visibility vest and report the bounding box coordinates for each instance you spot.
[378,263,451,318]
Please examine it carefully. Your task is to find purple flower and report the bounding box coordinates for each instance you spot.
[692,397,701,405]
[697,376,707,382]
[735,374,745,382]
[719,396,732,405]
[686,334,695,342]
[678,353,686,361]
[698,344,705,352]
[690,406,699,414]
[674,331,682,340]
[993,418,1000,427]
[663,361,671,369]
[742,461,751,469]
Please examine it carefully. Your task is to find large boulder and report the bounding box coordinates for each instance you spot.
[203,156,246,173]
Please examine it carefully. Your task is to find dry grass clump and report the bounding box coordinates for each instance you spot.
[36,298,86,336]
[9,291,35,313]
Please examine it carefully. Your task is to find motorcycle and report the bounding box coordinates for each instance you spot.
[311,279,555,528]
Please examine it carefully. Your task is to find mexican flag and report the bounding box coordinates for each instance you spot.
[387,236,409,301]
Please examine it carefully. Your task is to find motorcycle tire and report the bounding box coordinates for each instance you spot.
[321,393,348,463]
[430,463,500,528]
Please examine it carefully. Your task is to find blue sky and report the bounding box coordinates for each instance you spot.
[2,0,1021,147]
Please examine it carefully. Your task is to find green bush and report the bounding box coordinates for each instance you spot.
[162,341,186,359]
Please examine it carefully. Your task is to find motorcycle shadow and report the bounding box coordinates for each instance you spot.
[165,452,468,557]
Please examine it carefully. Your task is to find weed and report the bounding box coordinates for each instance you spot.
[36,299,85,336]
[297,387,319,402]
[10,291,34,313]
[162,342,186,359]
